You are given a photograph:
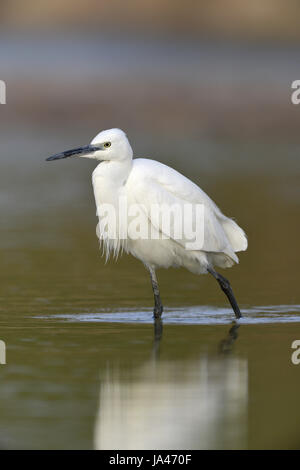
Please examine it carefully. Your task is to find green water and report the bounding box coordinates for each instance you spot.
[1,34,300,447]
[1,314,300,449]
[0,159,299,448]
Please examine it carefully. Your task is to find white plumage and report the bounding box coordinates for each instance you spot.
[91,129,247,273]
[47,128,247,319]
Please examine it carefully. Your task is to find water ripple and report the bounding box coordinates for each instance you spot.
[42,304,300,325]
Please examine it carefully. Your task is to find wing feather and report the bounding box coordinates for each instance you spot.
[127,159,247,259]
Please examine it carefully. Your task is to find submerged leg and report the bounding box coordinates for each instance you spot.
[219,322,240,354]
[208,267,242,319]
[152,317,163,359]
[148,266,163,319]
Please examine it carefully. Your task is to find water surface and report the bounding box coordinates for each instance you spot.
[0,34,300,449]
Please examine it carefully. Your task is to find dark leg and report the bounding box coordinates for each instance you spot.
[219,322,240,354]
[208,267,242,319]
[148,266,163,319]
[152,317,163,359]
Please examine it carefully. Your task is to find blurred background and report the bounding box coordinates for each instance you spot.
[0,0,300,450]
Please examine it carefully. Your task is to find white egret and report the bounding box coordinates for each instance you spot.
[47,128,247,319]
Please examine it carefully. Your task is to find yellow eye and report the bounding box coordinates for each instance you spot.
[104,142,111,148]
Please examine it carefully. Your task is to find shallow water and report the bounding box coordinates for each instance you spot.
[1,229,300,450]
[1,312,300,449]
[1,34,300,449]
[1,139,300,448]
[46,305,300,325]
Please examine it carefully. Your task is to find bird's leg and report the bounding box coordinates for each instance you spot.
[148,267,163,318]
[207,267,242,319]
[152,317,163,359]
[219,322,240,354]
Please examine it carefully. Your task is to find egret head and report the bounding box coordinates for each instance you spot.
[46,128,133,163]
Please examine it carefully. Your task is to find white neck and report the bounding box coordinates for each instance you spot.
[93,158,132,188]
[92,159,133,218]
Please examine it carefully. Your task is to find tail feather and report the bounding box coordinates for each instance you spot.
[221,218,248,253]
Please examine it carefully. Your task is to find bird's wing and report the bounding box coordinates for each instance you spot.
[127,159,246,257]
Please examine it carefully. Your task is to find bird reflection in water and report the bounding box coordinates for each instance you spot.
[219,322,240,355]
[94,318,247,450]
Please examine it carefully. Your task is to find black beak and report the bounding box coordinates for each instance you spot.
[46,145,100,161]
